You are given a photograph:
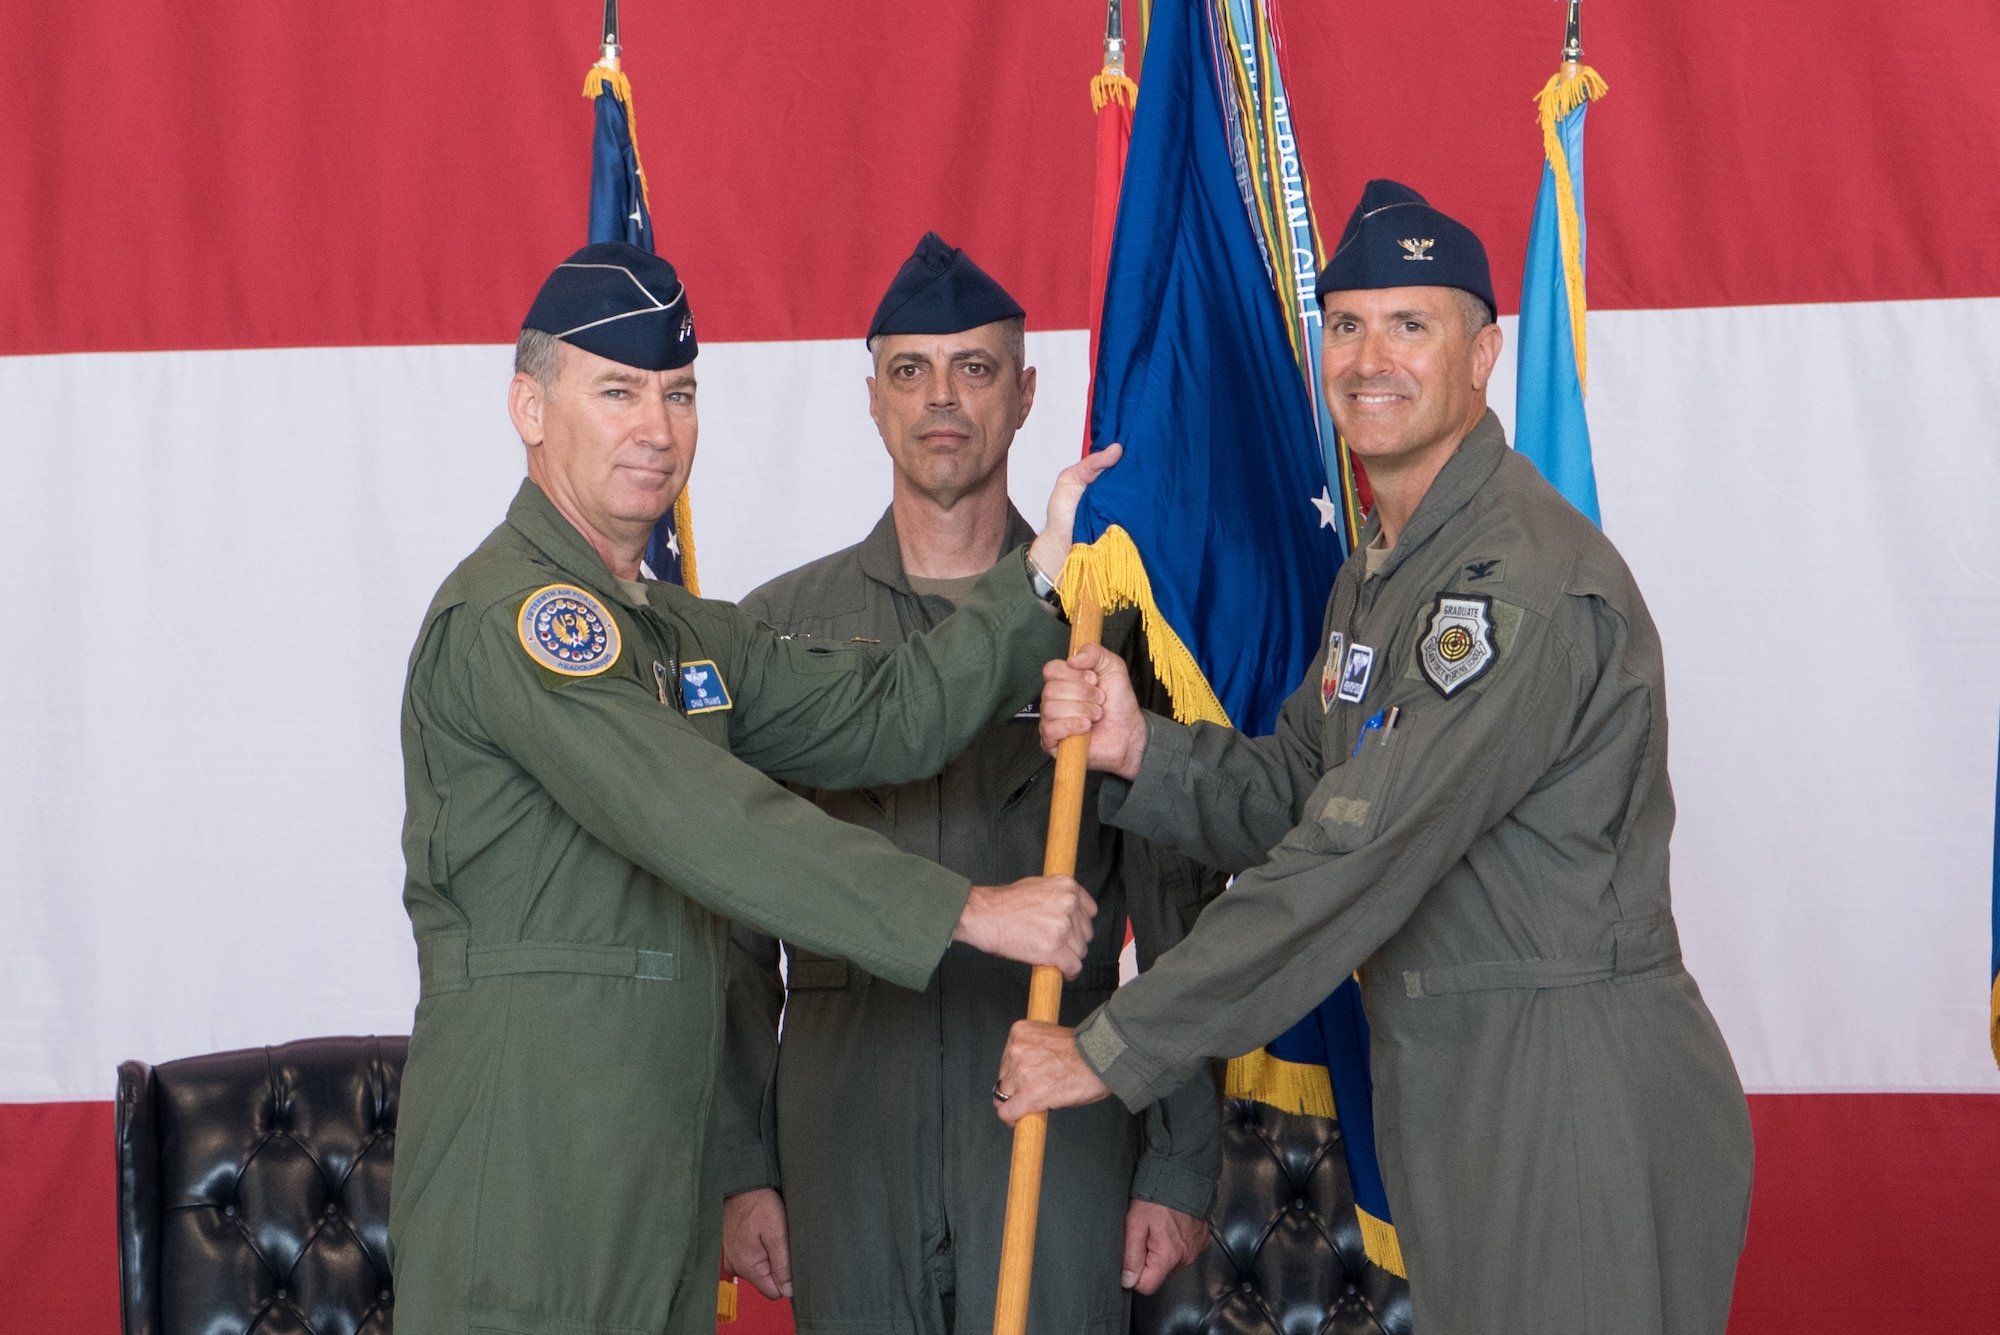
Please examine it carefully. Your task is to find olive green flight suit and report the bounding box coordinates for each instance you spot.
[719,508,1220,1335]
[1072,415,1755,1335]
[389,481,1070,1335]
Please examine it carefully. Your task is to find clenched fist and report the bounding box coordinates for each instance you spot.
[952,875,1097,978]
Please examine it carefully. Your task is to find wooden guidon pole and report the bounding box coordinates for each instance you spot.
[991,585,1105,1335]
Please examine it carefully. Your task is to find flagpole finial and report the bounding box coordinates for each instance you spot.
[1103,0,1126,75]
[1561,0,1582,70]
[599,0,622,71]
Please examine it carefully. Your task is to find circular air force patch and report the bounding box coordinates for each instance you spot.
[518,584,621,676]
[1418,594,1496,697]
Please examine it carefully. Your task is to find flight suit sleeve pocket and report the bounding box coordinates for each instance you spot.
[1283,726,1412,854]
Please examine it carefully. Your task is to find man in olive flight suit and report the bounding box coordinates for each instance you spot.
[718,235,1219,1335]
[998,182,1756,1335]
[388,242,1119,1335]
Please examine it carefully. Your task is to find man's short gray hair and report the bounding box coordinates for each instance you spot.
[866,316,1029,374]
[1454,289,1496,338]
[516,327,563,388]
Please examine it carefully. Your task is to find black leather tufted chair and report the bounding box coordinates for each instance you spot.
[1134,1096,1413,1335]
[115,1035,406,1335]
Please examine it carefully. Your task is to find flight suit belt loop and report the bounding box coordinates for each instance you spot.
[1394,913,1682,999]
[417,930,677,995]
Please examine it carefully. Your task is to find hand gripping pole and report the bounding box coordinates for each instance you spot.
[991,585,1104,1335]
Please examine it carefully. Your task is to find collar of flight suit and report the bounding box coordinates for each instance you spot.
[853,501,1039,595]
[503,479,631,601]
[1354,408,1511,584]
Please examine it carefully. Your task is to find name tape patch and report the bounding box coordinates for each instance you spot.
[1336,642,1375,704]
[679,659,733,714]
[519,585,620,676]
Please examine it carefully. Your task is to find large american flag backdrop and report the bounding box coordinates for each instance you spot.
[3,2,1998,1331]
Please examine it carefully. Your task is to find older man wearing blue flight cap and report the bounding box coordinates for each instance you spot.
[386,240,1125,1335]
[998,182,1756,1335]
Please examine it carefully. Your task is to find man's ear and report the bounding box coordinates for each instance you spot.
[1015,364,1038,429]
[865,371,884,438]
[509,372,547,448]
[1468,320,1505,393]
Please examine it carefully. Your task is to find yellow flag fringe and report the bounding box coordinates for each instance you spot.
[1533,65,1606,393]
[672,485,700,596]
[1057,528,1229,728]
[1091,69,1138,113]
[583,64,654,214]
[1223,1048,1408,1277]
[1990,971,1999,1070]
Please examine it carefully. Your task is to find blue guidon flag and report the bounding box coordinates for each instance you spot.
[583,50,699,593]
[1062,0,1400,1278]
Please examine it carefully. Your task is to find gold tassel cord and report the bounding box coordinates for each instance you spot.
[1223,1049,1407,1278]
[1091,68,1138,113]
[582,64,653,213]
[1533,65,1606,394]
[1057,528,1229,728]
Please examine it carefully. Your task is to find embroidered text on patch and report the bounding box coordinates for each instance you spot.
[1419,594,1496,696]
[519,585,620,676]
[679,659,733,714]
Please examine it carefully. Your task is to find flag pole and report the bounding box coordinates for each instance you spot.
[1562,0,1582,73]
[993,584,1105,1335]
[599,0,621,69]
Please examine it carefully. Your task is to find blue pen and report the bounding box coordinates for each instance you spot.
[1352,709,1387,756]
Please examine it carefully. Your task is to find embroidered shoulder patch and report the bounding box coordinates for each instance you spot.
[518,584,621,676]
[1418,594,1496,697]
[678,659,733,714]
[1320,631,1347,712]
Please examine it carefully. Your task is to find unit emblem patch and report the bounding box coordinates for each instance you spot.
[679,659,733,714]
[519,585,620,676]
[1336,643,1375,704]
[1419,594,1496,696]
[1321,631,1347,711]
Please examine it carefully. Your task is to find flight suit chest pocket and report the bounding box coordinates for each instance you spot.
[1288,713,1415,854]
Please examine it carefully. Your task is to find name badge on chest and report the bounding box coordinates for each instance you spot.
[1336,643,1375,704]
[678,659,733,714]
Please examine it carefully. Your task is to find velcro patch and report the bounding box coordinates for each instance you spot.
[1418,594,1496,697]
[519,585,620,676]
[1322,796,1371,826]
[679,659,733,714]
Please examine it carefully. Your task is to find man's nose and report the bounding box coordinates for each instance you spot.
[927,367,960,410]
[633,390,672,445]
[1354,327,1394,379]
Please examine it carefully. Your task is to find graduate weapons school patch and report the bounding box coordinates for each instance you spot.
[1321,631,1346,711]
[678,659,733,714]
[1419,594,1496,697]
[519,585,621,676]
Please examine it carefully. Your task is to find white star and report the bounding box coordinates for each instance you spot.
[666,527,682,561]
[1310,487,1340,529]
[629,202,644,229]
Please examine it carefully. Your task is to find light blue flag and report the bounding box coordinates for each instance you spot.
[1516,67,1607,525]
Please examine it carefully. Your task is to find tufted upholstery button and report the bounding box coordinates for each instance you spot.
[1133,1096,1411,1335]
[116,1036,408,1335]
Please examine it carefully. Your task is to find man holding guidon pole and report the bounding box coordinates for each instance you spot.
[995,182,1755,1335]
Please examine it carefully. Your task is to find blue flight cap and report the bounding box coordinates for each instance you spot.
[867,232,1026,342]
[1316,180,1495,320]
[523,242,698,371]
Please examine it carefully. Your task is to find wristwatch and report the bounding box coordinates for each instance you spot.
[1024,550,1066,614]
